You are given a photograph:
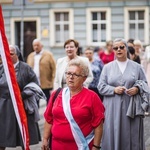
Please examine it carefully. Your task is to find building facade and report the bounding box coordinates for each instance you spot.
[1,0,150,60]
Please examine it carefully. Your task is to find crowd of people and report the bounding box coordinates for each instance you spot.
[0,37,150,150]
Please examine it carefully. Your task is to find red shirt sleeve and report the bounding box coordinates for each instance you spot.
[91,93,105,128]
[44,90,58,124]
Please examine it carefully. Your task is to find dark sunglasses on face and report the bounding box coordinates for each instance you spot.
[113,45,125,51]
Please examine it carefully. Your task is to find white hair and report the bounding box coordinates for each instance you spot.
[66,58,89,77]
[32,39,42,45]
[113,38,128,51]
[9,45,17,54]
[133,39,143,48]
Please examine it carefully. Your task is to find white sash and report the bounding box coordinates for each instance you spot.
[62,87,94,150]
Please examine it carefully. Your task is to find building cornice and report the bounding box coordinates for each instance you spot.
[0,0,126,4]
[34,0,119,2]
[0,0,149,5]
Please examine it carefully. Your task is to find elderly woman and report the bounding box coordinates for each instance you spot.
[54,39,93,89]
[42,58,105,150]
[98,38,148,150]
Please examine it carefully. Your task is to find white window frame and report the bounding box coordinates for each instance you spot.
[86,8,111,47]
[10,17,41,45]
[124,7,149,45]
[50,9,74,47]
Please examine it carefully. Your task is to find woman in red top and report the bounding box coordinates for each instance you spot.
[42,58,105,150]
[99,40,115,64]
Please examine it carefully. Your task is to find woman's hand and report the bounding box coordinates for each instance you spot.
[92,144,101,150]
[114,86,126,94]
[126,87,139,96]
[41,138,49,150]
[92,146,101,150]
[41,121,52,150]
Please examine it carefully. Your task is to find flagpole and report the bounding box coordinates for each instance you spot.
[20,0,25,56]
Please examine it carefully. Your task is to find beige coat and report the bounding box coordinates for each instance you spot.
[27,50,56,89]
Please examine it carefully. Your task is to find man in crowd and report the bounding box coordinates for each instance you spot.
[27,39,56,104]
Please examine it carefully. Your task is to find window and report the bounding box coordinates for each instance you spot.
[124,7,149,45]
[50,9,74,47]
[86,8,111,46]
[10,17,40,60]
[55,12,69,43]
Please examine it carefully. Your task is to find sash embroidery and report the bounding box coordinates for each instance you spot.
[62,87,94,150]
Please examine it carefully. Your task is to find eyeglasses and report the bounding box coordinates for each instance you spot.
[113,45,125,51]
[65,72,85,79]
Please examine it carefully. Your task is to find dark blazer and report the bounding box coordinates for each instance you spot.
[16,61,41,145]
[0,61,41,148]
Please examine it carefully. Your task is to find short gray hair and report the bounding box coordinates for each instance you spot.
[133,39,143,48]
[66,58,89,77]
[9,45,17,54]
[113,38,128,50]
[32,39,42,45]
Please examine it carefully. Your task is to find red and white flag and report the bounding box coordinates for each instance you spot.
[0,5,30,150]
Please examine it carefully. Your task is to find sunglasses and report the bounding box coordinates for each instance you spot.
[113,45,125,51]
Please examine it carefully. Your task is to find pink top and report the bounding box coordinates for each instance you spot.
[44,87,105,150]
[99,51,115,64]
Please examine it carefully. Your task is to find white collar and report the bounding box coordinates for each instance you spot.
[34,49,44,55]
[13,61,19,68]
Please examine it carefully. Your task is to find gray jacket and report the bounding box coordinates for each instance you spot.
[23,82,47,122]
[126,80,150,118]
